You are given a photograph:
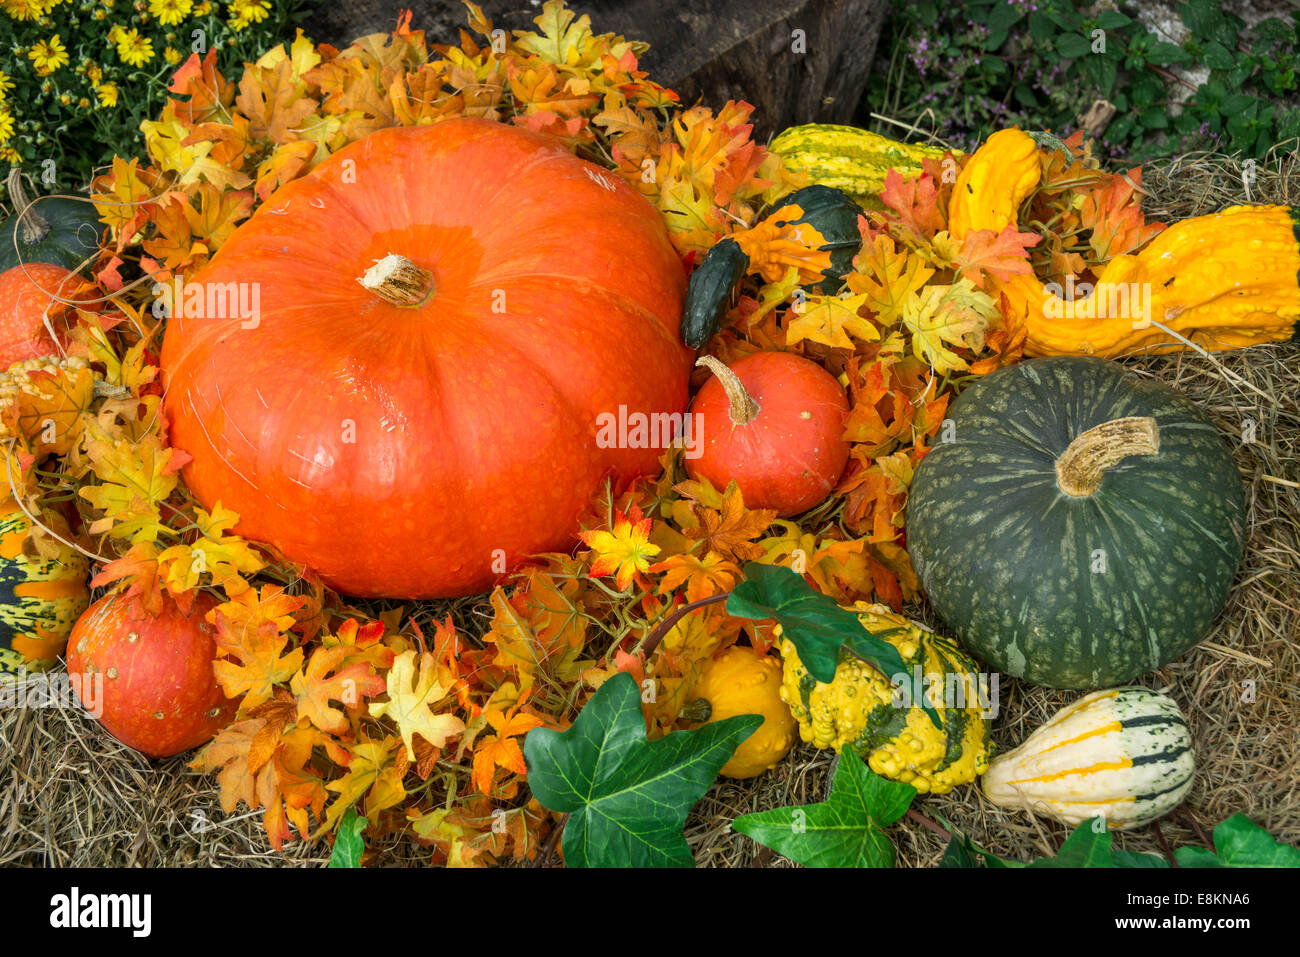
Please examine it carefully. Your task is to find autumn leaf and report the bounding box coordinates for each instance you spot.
[90,542,165,617]
[678,481,777,564]
[320,736,408,835]
[79,425,190,543]
[785,292,879,350]
[368,649,466,755]
[877,167,945,245]
[235,58,318,144]
[578,504,659,591]
[211,611,305,709]
[902,279,998,374]
[942,226,1041,289]
[848,233,935,328]
[291,644,386,735]
[471,692,545,794]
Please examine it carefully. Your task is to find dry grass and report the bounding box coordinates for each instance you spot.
[1,148,1297,868]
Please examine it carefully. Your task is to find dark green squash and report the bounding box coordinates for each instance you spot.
[906,356,1246,690]
[679,185,864,348]
[0,170,102,274]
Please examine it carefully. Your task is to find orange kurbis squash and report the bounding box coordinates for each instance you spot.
[161,118,690,597]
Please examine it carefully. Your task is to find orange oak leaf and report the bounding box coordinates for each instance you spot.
[211,611,305,709]
[291,644,387,735]
[578,504,659,590]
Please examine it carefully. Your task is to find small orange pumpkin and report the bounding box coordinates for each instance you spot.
[686,352,850,516]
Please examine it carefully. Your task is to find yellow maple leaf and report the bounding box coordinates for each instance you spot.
[578,505,659,591]
[903,279,998,374]
[157,503,264,594]
[212,612,304,709]
[785,292,879,350]
[848,233,935,327]
[320,736,408,835]
[367,649,466,756]
[79,425,186,543]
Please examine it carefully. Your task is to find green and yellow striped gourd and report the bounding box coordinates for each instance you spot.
[770,123,950,209]
[982,688,1195,829]
[0,498,90,676]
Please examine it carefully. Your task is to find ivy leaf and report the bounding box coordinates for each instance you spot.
[1174,814,1300,868]
[726,564,938,726]
[1027,820,1168,868]
[523,672,760,867]
[328,807,367,868]
[733,752,916,867]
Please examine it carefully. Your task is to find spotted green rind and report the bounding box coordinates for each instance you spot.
[0,501,91,677]
[906,356,1246,689]
[0,197,102,274]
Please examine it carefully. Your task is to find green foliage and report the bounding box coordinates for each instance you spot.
[523,672,761,868]
[942,814,1300,868]
[867,0,1300,161]
[733,752,917,867]
[327,806,367,868]
[0,0,310,197]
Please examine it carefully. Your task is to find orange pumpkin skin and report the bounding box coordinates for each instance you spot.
[687,352,850,516]
[0,263,75,366]
[161,118,690,598]
[66,592,238,758]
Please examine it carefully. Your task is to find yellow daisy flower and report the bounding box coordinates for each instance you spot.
[0,71,13,101]
[95,82,119,107]
[87,63,103,84]
[163,45,182,65]
[147,0,190,25]
[227,0,269,30]
[0,111,15,147]
[3,0,47,22]
[115,26,154,66]
[193,0,209,13]
[28,35,69,75]
[0,147,21,165]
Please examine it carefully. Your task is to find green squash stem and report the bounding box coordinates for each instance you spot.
[678,697,712,723]
[695,355,759,425]
[1055,415,1160,497]
[6,169,50,246]
[358,253,435,306]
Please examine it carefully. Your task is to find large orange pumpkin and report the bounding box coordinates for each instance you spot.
[161,118,690,598]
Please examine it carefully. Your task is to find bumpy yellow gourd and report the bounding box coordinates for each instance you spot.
[1009,204,1300,356]
[777,603,992,794]
[947,127,1041,239]
[681,645,798,779]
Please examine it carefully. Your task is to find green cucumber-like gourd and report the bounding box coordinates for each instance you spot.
[906,356,1246,689]
[770,123,948,209]
[680,185,863,348]
[0,171,101,273]
[982,687,1195,829]
[0,498,90,676]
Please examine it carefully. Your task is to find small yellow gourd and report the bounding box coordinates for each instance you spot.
[947,127,1041,239]
[679,645,798,779]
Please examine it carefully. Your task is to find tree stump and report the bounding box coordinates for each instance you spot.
[303,0,888,138]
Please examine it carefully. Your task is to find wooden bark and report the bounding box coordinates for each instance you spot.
[303,0,887,137]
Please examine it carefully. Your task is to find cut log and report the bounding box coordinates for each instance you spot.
[303,0,888,138]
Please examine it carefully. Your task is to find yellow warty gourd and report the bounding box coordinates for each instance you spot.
[777,603,992,794]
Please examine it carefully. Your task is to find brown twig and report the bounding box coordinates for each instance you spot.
[639,593,730,658]
[906,807,952,842]
[1180,808,1214,850]
[533,813,568,868]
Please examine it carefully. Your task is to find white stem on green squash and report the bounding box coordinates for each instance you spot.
[1055,416,1160,497]
[695,355,759,425]
[6,169,50,245]
[358,253,435,306]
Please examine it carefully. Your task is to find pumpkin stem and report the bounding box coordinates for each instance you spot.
[6,169,51,245]
[1055,416,1161,497]
[358,253,435,306]
[678,697,713,723]
[695,355,759,425]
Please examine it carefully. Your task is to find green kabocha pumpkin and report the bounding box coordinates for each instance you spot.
[677,645,798,779]
[0,171,101,273]
[777,603,992,794]
[907,356,1246,689]
[0,498,90,676]
[982,687,1194,829]
[680,185,863,348]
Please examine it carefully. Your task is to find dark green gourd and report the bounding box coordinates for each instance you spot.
[906,356,1246,689]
